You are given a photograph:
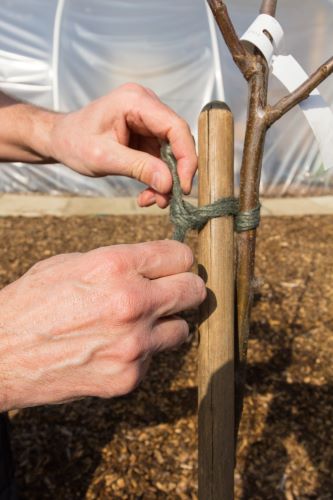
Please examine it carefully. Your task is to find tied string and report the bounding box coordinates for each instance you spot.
[160,142,261,242]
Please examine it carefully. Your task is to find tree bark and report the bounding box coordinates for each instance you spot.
[206,0,333,442]
[260,0,277,16]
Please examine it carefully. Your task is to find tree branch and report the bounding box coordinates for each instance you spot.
[267,56,333,126]
[207,0,256,80]
[260,0,277,16]
[232,1,278,436]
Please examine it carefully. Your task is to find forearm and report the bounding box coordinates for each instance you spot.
[0,84,198,207]
[0,91,61,163]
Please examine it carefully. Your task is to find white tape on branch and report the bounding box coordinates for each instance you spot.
[272,55,333,171]
[241,14,283,64]
[241,15,333,170]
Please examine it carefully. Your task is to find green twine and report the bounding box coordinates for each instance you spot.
[161,142,261,242]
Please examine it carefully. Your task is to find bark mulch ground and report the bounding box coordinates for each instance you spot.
[0,214,332,499]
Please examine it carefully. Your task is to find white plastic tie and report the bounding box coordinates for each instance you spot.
[241,14,284,64]
[241,15,333,170]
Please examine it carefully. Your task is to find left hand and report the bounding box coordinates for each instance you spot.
[49,83,197,208]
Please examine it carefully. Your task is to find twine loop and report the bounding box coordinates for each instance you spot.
[161,143,261,242]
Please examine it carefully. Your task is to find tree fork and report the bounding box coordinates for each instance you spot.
[206,0,333,435]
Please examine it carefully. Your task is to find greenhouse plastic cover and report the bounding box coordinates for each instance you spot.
[0,0,332,197]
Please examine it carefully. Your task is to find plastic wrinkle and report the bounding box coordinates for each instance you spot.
[0,0,332,196]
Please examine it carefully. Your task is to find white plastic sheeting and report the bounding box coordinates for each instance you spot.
[221,0,333,196]
[0,0,332,197]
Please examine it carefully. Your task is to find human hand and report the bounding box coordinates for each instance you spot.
[48,83,197,208]
[0,241,206,411]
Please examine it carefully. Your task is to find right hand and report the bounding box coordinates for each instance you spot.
[0,241,206,411]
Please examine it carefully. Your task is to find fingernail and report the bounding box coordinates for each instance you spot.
[182,178,192,195]
[145,192,156,204]
[152,171,162,191]
[183,184,191,195]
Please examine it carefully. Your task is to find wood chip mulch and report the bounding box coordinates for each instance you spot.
[0,214,332,499]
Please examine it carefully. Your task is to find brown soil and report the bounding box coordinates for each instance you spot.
[0,214,332,499]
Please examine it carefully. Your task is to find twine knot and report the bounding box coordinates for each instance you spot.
[161,142,260,242]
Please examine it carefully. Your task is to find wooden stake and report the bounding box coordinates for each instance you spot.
[198,101,235,500]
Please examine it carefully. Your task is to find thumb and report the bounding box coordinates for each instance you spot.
[99,141,172,194]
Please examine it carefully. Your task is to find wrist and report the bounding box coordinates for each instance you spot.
[22,104,64,162]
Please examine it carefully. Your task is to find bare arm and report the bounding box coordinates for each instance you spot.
[0,91,58,163]
[0,83,198,208]
[0,241,206,411]
[0,88,205,412]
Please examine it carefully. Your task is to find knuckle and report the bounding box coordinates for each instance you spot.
[96,385,113,399]
[177,319,189,341]
[179,273,206,303]
[95,364,142,398]
[104,253,128,276]
[89,144,105,166]
[144,87,158,100]
[180,243,194,270]
[27,260,45,274]
[120,82,145,96]
[89,247,129,276]
[113,288,144,323]
[180,117,190,131]
[192,275,207,301]
[173,116,190,133]
[171,278,190,307]
[120,365,141,394]
[27,255,57,275]
[153,240,194,270]
[122,333,146,362]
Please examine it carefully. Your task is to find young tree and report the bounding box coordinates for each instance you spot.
[197,0,333,497]
[208,0,333,432]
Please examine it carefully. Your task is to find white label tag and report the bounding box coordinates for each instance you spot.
[241,15,333,170]
[272,55,333,170]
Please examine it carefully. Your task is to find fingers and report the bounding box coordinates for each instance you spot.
[107,240,194,279]
[137,189,156,207]
[165,126,197,195]
[150,316,189,353]
[96,140,173,194]
[81,241,194,282]
[124,86,197,194]
[151,272,206,317]
[137,188,170,209]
